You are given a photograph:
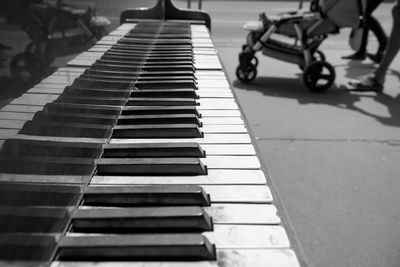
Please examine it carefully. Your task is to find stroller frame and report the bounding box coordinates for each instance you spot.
[237,0,362,92]
[10,1,110,82]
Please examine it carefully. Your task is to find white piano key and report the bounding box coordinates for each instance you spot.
[205,225,290,248]
[0,112,34,121]
[65,225,290,249]
[198,99,238,110]
[201,117,244,125]
[201,125,246,133]
[201,144,255,155]
[91,169,268,185]
[88,184,271,203]
[51,248,301,267]
[206,204,280,224]
[0,129,18,140]
[200,110,241,117]
[201,156,260,169]
[0,119,25,129]
[0,173,90,184]
[110,133,252,144]
[67,58,97,67]
[41,73,79,84]
[1,105,43,113]
[79,203,280,225]
[14,134,108,144]
[28,87,64,95]
[10,94,59,106]
[201,185,271,203]
[33,83,70,89]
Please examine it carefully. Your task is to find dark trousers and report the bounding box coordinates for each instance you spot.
[359,0,388,53]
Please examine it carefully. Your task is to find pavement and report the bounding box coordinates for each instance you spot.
[1,1,400,267]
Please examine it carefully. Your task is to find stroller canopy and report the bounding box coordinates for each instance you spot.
[319,0,366,28]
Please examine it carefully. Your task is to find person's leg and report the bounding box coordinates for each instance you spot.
[349,1,400,91]
[342,0,374,59]
[365,15,387,63]
[365,0,388,62]
[341,27,368,59]
[373,1,400,83]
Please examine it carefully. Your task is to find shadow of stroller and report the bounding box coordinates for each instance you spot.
[233,75,400,128]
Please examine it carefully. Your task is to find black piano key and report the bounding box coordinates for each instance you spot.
[20,121,113,138]
[127,97,197,106]
[124,33,191,39]
[0,233,57,261]
[43,102,121,116]
[84,68,141,79]
[136,76,196,82]
[97,59,194,69]
[118,38,192,46]
[71,77,133,90]
[57,234,216,261]
[135,80,197,89]
[83,69,195,81]
[122,106,201,117]
[100,58,194,67]
[0,182,82,206]
[56,96,127,106]
[0,155,96,175]
[93,62,195,72]
[83,185,211,207]
[101,54,193,64]
[63,86,131,98]
[91,62,141,72]
[112,124,203,138]
[1,139,102,158]
[145,56,193,62]
[130,89,199,98]
[95,158,207,175]
[109,48,193,57]
[71,206,213,233]
[117,114,202,126]
[79,74,197,89]
[105,52,193,61]
[102,142,205,158]
[32,111,117,125]
[139,70,195,77]
[0,207,70,233]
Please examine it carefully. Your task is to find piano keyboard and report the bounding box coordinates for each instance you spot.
[0,14,301,267]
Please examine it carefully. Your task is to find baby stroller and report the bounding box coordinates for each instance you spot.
[10,0,110,82]
[236,0,365,92]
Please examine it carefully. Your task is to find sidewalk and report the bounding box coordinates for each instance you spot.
[207,2,400,267]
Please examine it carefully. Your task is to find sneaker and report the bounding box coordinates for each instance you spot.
[348,74,384,92]
[342,52,367,60]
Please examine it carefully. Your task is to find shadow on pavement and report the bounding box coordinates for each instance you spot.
[233,76,400,128]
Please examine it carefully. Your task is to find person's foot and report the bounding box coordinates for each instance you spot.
[348,74,384,92]
[341,51,366,60]
[367,50,384,64]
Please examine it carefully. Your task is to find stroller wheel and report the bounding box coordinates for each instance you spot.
[313,50,326,62]
[251,57,259,67]
[10,52,45,82]
[303,61,335,93]
[236,64,257,83]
